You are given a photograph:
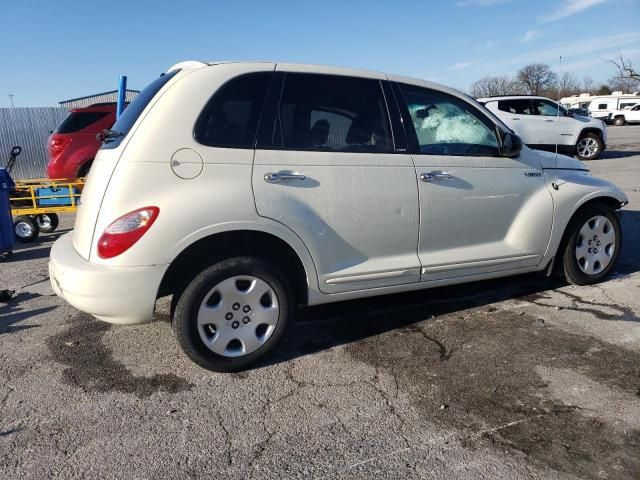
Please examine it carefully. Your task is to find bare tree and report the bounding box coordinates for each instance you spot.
[609,53,640,81]
[608,75,640,93]
[595,84,612,96]
[469,75,523,98]
[608,53,640,93]
[582,76,594,94]
[516,63,558,95]
[558,72,580,98]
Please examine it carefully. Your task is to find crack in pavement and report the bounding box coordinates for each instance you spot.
[523,288,639,322]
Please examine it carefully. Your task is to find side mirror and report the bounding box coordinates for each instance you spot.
[566,110,574,117]
[502,131,523,158]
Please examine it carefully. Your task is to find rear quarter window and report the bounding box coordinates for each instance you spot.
[194,72,271,148]
[56,112,110,133]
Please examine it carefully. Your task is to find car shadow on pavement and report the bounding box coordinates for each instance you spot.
[0,292,55,335]
[599,150,640,159]
[10,228,72,252]
[268,208,640,367]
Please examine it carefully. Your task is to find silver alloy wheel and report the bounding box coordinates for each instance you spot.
[575,215,616,275]
[36,215,51,229]
[197,275,279,357]
[576,137,599,159]
[15,221,34,239]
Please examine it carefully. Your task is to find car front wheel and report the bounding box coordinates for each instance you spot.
[172,257,292,372]
[575,133,603,160]
[612,116,625,127]
[560,203,621,285]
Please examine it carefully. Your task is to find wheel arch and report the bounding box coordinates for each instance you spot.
[578,127,604,140]
[552,194,625,266]
[158,228,315,306]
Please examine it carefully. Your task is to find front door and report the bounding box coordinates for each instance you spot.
[394,83,554,281]
[253,72,421,293]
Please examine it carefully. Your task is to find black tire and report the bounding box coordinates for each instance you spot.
[559,202,621,286]
[35,213,59,233]
[575,133,603,161]
[13,215,40,243]
[77,160,93,178]
[173,257,293,372]
[612,116,625,127]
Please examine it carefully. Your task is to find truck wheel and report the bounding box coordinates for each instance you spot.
[35,213,59,233]
[173,257,293,372]
[612,116,625,126]
[559,202,621,285]
[575,133,603,160]
[14,216,40,243]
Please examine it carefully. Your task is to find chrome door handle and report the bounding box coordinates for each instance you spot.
[511,117,520,120]
[420,171,454,182]
[264,172,306,183]
[544,119,554,122]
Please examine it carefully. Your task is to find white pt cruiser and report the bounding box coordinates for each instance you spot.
[49,61,628,372]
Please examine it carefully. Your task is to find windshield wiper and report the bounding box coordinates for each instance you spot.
[96,129,125,142]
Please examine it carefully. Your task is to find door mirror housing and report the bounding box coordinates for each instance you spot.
[501,131,523,158]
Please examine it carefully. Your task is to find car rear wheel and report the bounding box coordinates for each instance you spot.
[575,133,603,160]
[172,257,292,372]
[13,216,40,243]
[77,160,93,178]
[35,213,59,233]
[560,203,621,285]
[612,116,625,127]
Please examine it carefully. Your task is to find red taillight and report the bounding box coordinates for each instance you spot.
[49,136,72,159]
[97,207,159,259]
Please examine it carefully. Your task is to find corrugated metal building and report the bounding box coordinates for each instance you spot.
[0,107,68,179]
[59,89,139,109]
[1,89,140,179]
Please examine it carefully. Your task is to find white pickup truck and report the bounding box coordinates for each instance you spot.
[611,103,640,126]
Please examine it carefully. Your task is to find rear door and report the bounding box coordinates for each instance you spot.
[394,83,553,281]
[252,72,421,293]
[494,99,539,145]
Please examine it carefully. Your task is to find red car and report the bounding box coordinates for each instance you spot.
[47,103,118,178]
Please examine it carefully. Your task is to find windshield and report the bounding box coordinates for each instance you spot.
[101,69,180,149]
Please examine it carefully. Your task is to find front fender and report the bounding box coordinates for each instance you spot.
[544,170,627,259]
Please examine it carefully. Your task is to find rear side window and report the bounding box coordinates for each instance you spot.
[101,69,180,150]
[274,73,393,153]
[56,112,110,133]
[597,103,608,109]
[497,99,533,115]
[194,72,271,148]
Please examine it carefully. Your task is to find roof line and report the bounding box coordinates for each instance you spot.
[58,89,140,104]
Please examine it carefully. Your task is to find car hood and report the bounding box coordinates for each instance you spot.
[534,149,588,171]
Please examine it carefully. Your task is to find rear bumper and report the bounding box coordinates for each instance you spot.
[49,233,168,324]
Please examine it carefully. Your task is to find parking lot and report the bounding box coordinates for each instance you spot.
[1,126,639,479]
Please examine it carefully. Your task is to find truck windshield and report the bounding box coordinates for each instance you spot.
[101,69,180,149]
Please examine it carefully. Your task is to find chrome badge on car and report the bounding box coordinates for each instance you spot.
[525,172,542,177]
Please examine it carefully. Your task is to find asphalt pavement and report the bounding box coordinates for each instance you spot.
[1,126,639,479]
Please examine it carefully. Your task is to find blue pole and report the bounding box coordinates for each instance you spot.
[116,75,127,119]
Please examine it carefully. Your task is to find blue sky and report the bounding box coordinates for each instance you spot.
[2,0,639,106]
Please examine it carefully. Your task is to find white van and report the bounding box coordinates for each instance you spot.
[49,61,627,371]
[588,94,640,121]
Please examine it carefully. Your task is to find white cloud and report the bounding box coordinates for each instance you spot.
[449,60,483,70]
[522,29,544,42]
[489,32,640,70]
[539,0,608,23]
[457,0,511,6]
